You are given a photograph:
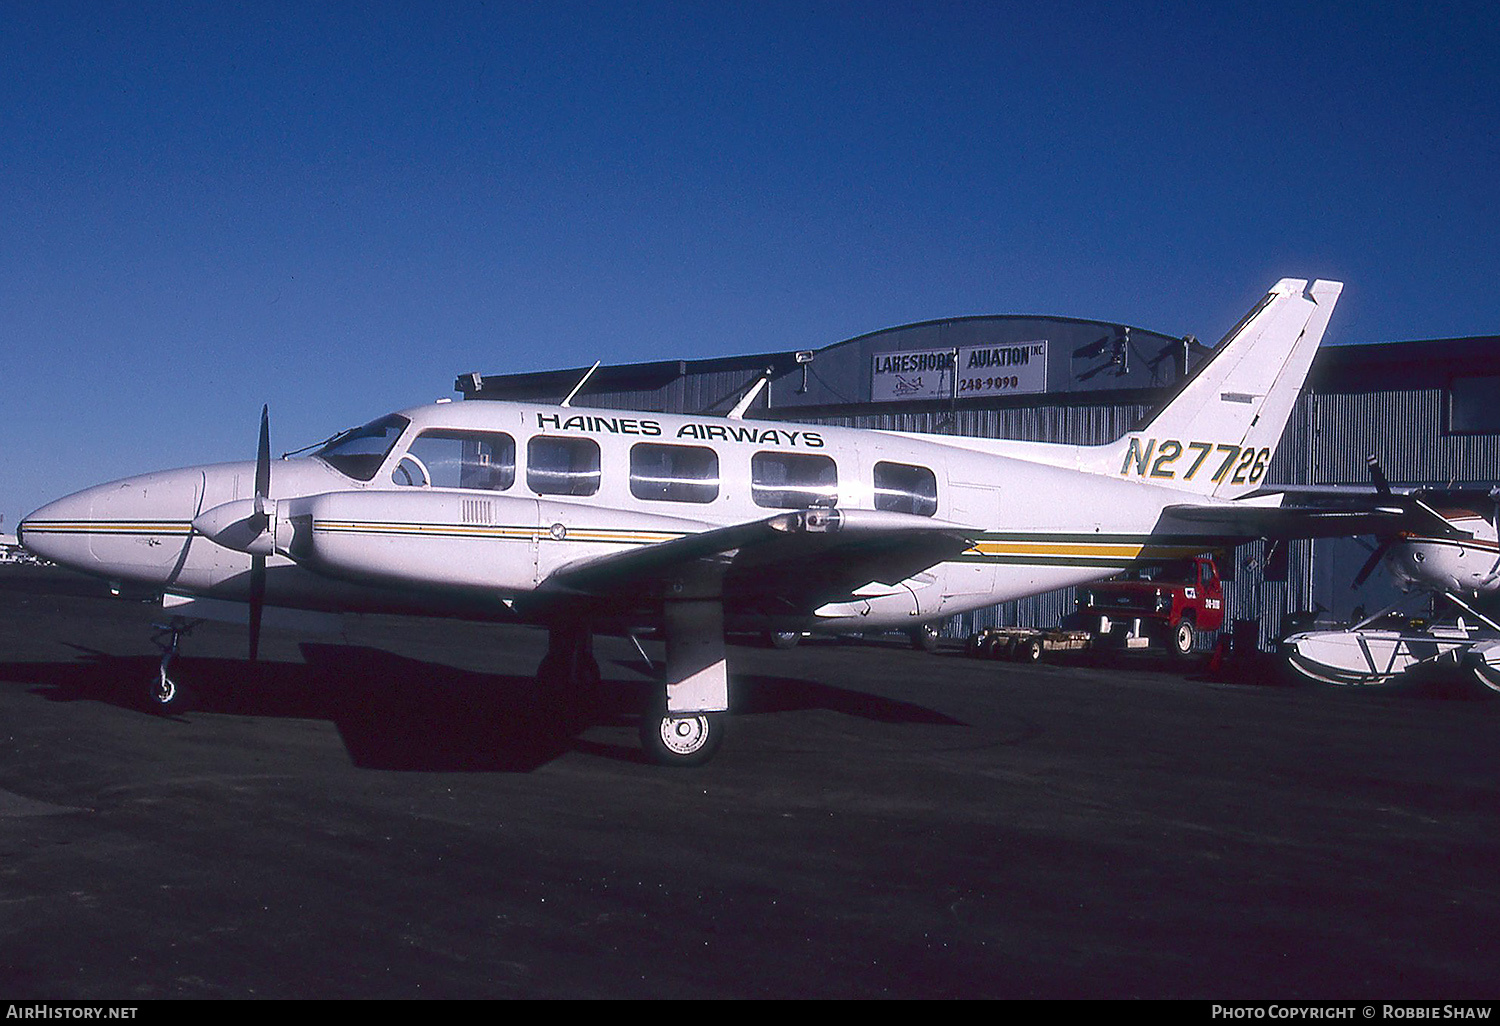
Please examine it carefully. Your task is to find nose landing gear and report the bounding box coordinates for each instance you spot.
[147,617,202,713]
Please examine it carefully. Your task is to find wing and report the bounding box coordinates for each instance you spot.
[520,508,977,616]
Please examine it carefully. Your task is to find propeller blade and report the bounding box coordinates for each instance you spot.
[255,405,271,500]
[1365,454,1391,495]
[1353,538,1393,588]
[249,406,270,661]
[164,471,207,587]
[248,554,265,661]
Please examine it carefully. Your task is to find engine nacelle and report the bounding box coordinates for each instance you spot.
[283,489,710,596]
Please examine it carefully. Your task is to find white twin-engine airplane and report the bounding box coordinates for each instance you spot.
[23,279,1354,766]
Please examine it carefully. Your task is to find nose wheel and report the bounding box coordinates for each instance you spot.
[151,659,179,707]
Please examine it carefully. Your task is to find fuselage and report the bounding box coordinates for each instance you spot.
[1385,512,1500,597]
[21,399,1234,633]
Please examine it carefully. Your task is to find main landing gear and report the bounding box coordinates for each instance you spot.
[534,624,603,735]
[536,587,730,767]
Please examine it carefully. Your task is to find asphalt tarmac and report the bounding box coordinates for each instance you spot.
[2,565,1499,1000]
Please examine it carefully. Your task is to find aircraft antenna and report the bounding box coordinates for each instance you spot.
[560,361,601,408]
[727,369,773,420]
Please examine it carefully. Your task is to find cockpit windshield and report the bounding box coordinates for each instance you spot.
[1121,559,1197,584]
[313,415,410,481]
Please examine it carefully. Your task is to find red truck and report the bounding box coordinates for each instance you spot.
[1076,555,1225,656]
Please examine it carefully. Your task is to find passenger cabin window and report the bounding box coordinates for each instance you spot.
[873,461,938,516]
[751,452,838,509]
[629,443,719,503]
[393,429,515,490]
[527,436,601,496]
[313,415,410,482]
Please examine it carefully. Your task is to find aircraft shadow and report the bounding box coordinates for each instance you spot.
[5,643,966,772]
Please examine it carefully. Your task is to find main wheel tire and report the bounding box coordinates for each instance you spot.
[909,624,940,652]
[1170,620,1196,657]
[639,709,725,767]
[766,630,801,650]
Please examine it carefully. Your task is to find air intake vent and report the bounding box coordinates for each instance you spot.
[461,499,493,526]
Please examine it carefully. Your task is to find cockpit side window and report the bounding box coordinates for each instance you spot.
[394,429,516,490]
[313,415,410,482]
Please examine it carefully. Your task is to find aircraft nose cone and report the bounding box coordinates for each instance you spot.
[18,489,99,571]
[20,470,202,580]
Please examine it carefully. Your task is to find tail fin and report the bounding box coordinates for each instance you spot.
[1097,278,1342,499]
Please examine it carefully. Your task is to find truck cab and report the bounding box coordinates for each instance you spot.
[1076,555,1225,657]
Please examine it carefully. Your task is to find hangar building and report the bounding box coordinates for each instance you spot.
[456,311,1500,649]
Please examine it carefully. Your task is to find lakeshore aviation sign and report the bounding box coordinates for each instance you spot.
[870,341,1048,402]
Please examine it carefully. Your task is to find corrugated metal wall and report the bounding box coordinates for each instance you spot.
[1309,387,1498,485]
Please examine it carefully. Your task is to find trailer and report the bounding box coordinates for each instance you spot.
[964,625,1093,663]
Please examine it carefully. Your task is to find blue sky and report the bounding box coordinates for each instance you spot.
[4,1,1498,528]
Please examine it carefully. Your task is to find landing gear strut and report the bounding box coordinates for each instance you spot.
[535,623,602,735]
[147,617,201,713]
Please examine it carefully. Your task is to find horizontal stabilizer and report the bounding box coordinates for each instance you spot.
[1162,496,1470,541]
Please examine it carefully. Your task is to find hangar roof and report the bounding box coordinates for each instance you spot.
[1306,335,1500,391]
[456,315,1500,417]
[457,312,1208,415]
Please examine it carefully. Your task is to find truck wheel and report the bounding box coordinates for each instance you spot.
[1015,637,1043,663]
[987,636,1015,660]
[1170,620,1195,657]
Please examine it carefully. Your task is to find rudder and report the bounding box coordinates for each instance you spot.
[1098,279,1342,499]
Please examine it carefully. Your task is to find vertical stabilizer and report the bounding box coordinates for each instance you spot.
[1097,278,1341,499]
